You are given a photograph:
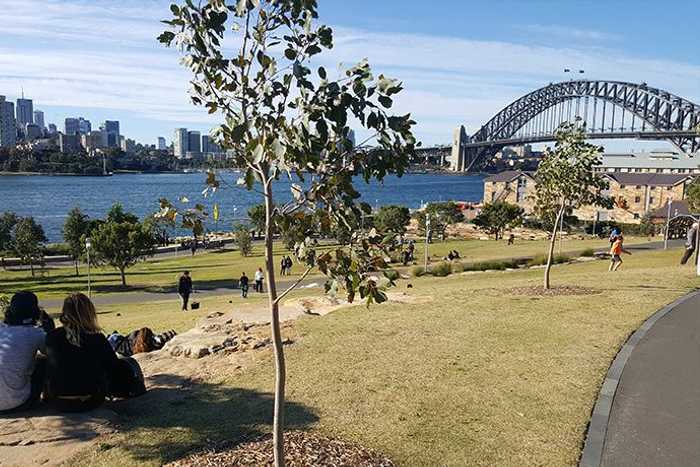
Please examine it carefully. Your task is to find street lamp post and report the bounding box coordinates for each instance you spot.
[424,213,431,272]
[664,199,672,250]
[85,237,92,298]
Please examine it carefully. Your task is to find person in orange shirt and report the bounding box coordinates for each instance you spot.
[609,235,632,272]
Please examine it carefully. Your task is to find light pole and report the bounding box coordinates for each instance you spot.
[85,237,92,298]
[663,199,672,250]
[424,213,431,272]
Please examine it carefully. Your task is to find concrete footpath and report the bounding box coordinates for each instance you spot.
[589,291,700,466]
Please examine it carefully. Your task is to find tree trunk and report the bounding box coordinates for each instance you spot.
[264,181,286,467]
[75,259,80,277]
[120,268,127,287]
[29,260,35,278]
[544,204,565,290]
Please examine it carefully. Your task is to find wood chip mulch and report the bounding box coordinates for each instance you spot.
[507,286,601,297]
[167,431,395,467]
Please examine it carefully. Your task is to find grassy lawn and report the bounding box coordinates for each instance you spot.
[67,246,696,466]
[1,236,651,301]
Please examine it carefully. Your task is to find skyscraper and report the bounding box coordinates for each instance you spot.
[47,123,57,135]
[201,135,210,154]
[33,110,45,129]
[0,96,16,147]
[174,128,188,158]
[188,131,201,155]
[15,98,33,128]
[103,120,120,147]
[65,117,80,135]
[157,136,166,150]
[78,118,91,134]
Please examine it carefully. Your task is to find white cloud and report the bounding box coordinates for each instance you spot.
[518,24,622,42]
[0,0,699,146]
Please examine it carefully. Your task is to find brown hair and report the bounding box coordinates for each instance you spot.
[132,327,155,354]
[60,293,101,347]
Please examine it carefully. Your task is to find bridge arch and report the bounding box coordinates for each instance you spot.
[453,80,700,172]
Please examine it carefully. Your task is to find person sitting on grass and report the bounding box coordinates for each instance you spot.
[609,235,632,272]
[44,293,121,412]
[0,292,55,413]
[108,328,177,357]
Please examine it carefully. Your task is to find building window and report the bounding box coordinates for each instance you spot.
[491,191,496,202]
[650,186,656,190]
[620,185,626,189]
[635,196,641,203]
[635,185,641,189]
[667,186,672,191]
[649,197,655,204]
[634,213,640,219]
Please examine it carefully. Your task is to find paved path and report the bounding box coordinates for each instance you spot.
[599,292,700,467]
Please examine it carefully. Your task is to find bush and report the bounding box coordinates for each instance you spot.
[234,224,253,257]
[554,254,571,264]
[580,248,595,257]
[384,269,400,281]
[411,265,426,277]
[430,262,452,277]
[44,242,70,256]
[451,261,465,273]
[527,254,547,267]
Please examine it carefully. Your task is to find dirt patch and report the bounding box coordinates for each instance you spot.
[166,430,394,467]
[506,286,601,297]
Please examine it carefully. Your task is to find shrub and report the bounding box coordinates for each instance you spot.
[411,265,425,277]
[44,242,71,256]
[234,224,253,257]
[527,254,547,267]
[554,254,570,264]
[580,248,595,257]
[451,261,465,273]
[384,269,400,281]
[430,262,452,277]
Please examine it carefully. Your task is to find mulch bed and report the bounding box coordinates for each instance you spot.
[167,431,394,467]
[506,286,601,297]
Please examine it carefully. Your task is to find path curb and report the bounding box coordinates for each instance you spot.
[578,289,700,467]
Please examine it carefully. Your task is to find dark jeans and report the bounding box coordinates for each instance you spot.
[179,292,190,310]
[255,280,263,293]
[680,248,696,265]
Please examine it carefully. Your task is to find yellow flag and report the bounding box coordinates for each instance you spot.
[213,203,220,222]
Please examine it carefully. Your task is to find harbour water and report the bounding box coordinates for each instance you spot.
[0,172,486,242]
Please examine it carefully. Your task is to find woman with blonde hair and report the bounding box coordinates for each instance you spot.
[44,293,120,412]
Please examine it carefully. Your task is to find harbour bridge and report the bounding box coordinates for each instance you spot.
[415,80,700,172]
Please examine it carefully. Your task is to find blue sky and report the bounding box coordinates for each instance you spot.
[1,0,699,150]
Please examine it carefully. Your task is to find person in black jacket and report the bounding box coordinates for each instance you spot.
[239,272,249,298]
[178,271,193,311]
[44,293,121,412]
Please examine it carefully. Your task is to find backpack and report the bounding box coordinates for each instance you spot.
[109,356,147,399]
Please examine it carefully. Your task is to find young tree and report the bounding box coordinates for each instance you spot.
[473,201,524,240]
[534,122,612,289]
[91,205,155,286]
[0,212,19,270]
[248,203,268,238]
[374,205,411,234]
[13,217,47,277]
[417,201,464,240]
[159,2,416,464]
[234,223,253,256]
[63,207,91,276]
[686,178,700,212]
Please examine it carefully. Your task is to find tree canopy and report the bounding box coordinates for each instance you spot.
[374,205,411,235]
[13,217,47,277]
[63,207,91,276]
[473,201,524,240]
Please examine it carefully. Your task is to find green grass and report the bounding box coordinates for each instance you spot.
[67,247,697,466]
[0,236,649,301]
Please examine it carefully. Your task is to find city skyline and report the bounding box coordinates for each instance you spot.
[1,1,699,149]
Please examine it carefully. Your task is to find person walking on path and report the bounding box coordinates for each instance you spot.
[680,222,698,265]
[609,235,632,272]
[178,271,193,311]
[254,268,264,293]
[284,256,293,275]
[239,272,249,298]
[280,257,287,276]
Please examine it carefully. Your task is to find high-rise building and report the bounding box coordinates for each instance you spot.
[78,118,91,134]
[47,123,57,135]
[15,98,33,128]
[102,120,120,147]
[59,133,81,154]
[65,117,80,135]
[25,124,42,141]
[120,136,136,153]
[201,135,210,154]
[157,136,167,151]
[0,96,16,147]
[82,130,103,153]
[188,131,201,154]
[173,128,188,158]
[33,110,45,130]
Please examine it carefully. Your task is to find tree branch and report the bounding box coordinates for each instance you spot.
[273,266,313,306]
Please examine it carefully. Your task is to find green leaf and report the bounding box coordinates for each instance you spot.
[318,66,327,79]
[378,96,392,109]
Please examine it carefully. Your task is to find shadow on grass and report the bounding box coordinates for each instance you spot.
[103,373,319,464]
